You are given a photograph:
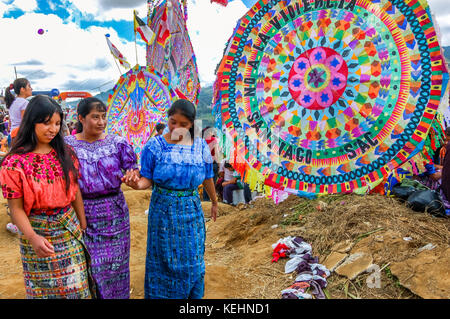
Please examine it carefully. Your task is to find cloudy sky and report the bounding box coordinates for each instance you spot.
[0,0,448,95]
[0,0,249,94]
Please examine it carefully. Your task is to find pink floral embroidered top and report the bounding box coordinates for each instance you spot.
[0,149,79,216]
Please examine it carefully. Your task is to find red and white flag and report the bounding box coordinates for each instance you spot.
[156,6,171,47]
[105,34,131,69]
[134,10,155,45]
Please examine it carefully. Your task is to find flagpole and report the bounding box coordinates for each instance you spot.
[112,56,122,76]
[134,11,139,66]
[135,31,139,66]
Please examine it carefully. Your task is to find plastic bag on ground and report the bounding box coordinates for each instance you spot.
[406,189,446,217]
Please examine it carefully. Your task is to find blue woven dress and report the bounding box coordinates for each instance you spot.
[140,135,214,299]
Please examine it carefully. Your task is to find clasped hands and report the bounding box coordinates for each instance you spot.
[121,169,141,189]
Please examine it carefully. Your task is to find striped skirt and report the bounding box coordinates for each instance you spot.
[82,192,130,299]
[145,186,206,299]
[20,207,93,299]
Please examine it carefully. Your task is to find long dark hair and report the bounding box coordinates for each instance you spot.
[167,99,196,139]
[75,97,107,133]
[3,95,77,192]
[5,78,30,109]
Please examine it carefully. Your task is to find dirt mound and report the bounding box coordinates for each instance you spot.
[203,193,450,299]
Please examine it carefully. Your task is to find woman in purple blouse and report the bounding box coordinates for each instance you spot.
[65,97,138,299]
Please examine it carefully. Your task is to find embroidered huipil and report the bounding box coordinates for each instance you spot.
[64,134,137,198]
[0,149,78,215]
[140,135,214,189]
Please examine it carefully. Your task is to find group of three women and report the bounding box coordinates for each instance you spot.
[0,94,218,299]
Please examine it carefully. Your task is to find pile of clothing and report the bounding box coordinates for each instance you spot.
[272,236,330,299]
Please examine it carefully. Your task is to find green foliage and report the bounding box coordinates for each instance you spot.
[384,267,402,289]
[196,85,214,128]
[281,199,316,226]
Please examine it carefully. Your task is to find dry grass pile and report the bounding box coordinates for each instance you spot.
[291,194,450,256]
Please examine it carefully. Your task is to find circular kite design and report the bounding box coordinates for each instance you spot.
[106,65,176,162]
[288,46,348,110]
[215,0,448,195]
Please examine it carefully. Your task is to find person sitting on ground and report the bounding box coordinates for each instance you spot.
[221,162,252,205]
[216,159,231,202]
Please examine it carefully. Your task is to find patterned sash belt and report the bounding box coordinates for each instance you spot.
[153,185,198,197]
[31,205,71,216]
[83,191,120,200]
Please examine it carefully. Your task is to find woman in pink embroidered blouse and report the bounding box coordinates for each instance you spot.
[0,95,93,299]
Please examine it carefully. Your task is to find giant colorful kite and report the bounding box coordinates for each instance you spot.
[214,0,449,197]
[106,65,176,162]
[146,0,200,104]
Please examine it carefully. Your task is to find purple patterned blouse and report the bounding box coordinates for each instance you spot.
[64,134,138,199]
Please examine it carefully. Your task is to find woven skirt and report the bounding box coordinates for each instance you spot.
[20,207,93,299]
[145,186,206,299]
[82,192,130,299]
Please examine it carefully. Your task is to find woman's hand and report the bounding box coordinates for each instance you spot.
[29,233,55,258]
[210,202,218,222]
[122,169,140,189]
[122,170,152,190]
[7,198,55,258]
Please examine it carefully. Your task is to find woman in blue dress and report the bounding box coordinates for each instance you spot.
[122,99,217,299]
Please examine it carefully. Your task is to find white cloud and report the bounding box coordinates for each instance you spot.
[0,2,6,16]
[186,0,247,86]
[64,0,148,22]
[0,12,146,93]
[428,0,450,46]
[98,0,146,10]
[3,0,38,13]
[0,0,249,93]
[432,13,450,47]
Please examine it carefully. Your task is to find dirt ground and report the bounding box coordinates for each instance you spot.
[0,186,449,299]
